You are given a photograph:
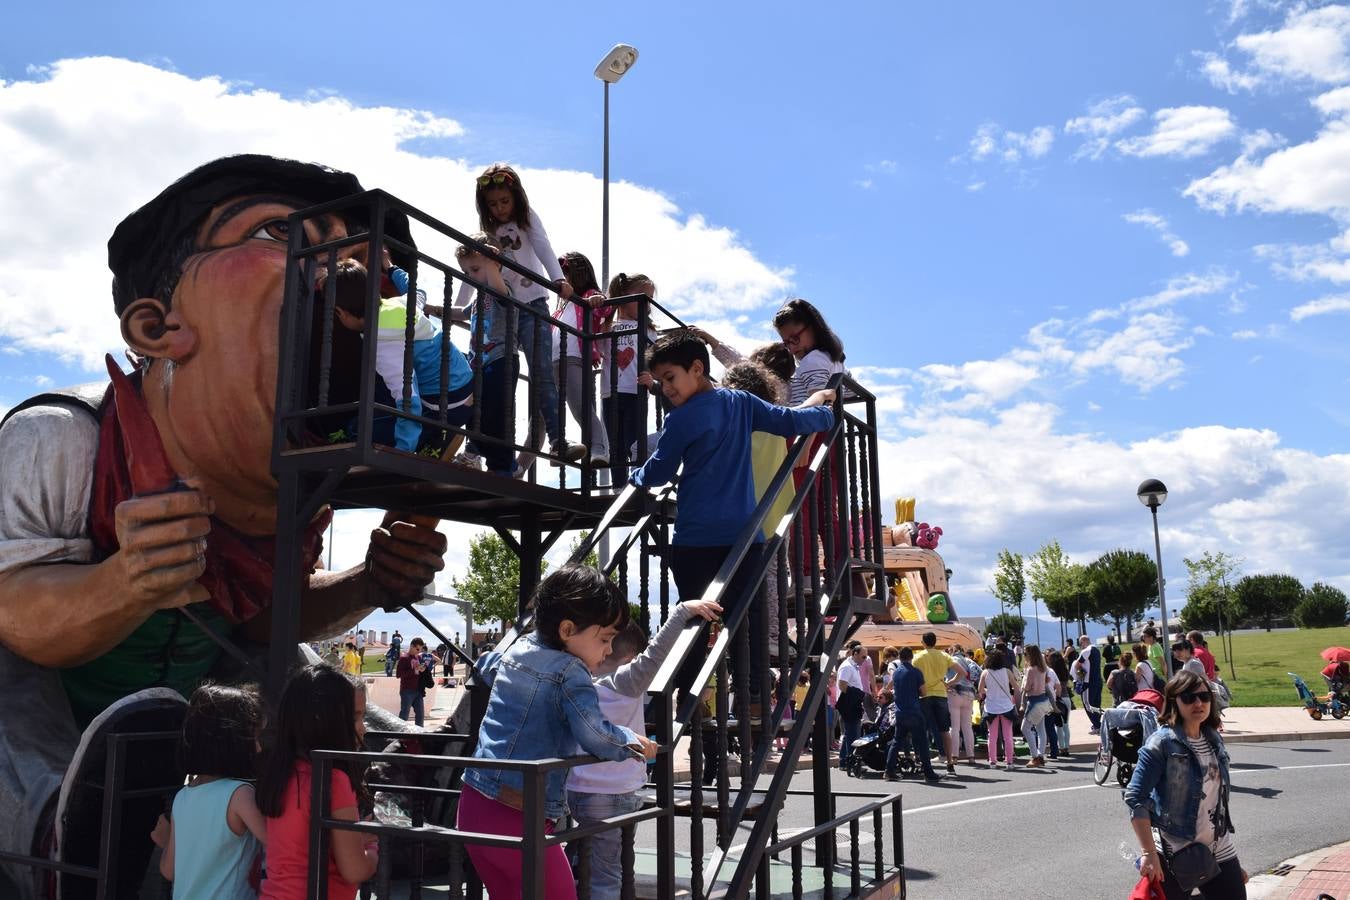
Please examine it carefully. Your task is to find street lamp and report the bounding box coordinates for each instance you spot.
[1137,478,1172,679]
[594,43,638,568]
[594,43,639,290]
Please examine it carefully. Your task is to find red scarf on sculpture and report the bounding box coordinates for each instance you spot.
[88,355,331,624]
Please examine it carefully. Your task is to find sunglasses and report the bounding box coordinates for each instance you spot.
[1178,690,1212,705]
[781,326,809,347]
[477,171,516,188]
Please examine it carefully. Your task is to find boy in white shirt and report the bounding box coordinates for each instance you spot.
[566,598,720,900]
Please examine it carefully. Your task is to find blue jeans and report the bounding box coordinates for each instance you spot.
[886,709,934,776]
[399,689,425,727]
[384,657,396,677]
[476,356,519,474]
[567,790,644,900]
[839,713,863,769]
[518,297,561,443]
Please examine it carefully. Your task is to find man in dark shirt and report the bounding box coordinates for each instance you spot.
[885,647,940,782]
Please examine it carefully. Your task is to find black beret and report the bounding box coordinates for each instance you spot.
[107,154,415,313]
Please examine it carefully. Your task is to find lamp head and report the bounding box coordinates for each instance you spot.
[595,43,639,83]
[1137,478,1168,509]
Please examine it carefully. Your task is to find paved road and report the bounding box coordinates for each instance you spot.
[638,738,1350,897]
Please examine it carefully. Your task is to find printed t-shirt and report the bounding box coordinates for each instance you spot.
[260,761,360,900]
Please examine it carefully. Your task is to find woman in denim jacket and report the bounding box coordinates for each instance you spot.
[457,565,658,899]
[1123,670,1248,899]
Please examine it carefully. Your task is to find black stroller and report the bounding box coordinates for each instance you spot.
[1092,707,1151,787]
[846,723,918,777]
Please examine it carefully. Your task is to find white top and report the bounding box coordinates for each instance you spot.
[981,668,1015,715]
[599,317,657,397]
[1045,666,1061,699]
[355,632,366,649]
[837,656,865,692]
[786,349,844,405]
[567,606,693,795]
[492,207,565,301]
[1136,660,1156,690]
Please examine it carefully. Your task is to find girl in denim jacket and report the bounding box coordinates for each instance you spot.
[457,565,657,899]
[1124,671,1247,899]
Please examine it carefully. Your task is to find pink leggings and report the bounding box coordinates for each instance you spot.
[457,785,576,899]
[986,713,1014,764]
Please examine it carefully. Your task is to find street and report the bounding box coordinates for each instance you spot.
[636,738,1350,897]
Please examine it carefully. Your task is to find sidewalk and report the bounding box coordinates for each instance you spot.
[1066,705,1350,753]
[1248,841,1350,899]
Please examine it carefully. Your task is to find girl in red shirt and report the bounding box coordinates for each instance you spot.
[257,665,378,899]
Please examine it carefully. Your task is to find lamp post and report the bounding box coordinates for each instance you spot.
[594,43,639,290]
[1137,478,1172,679]
[594,43,638,568]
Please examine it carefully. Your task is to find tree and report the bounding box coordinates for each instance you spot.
[984,613,1026,643]
[450,531,547,632]
[1234,573,1305,631]
[1086,550,1157,640]
[1294,582,1349,629]
[1028,541,1078,643]
[990,549,1026,620]
[1180,551,1244,633]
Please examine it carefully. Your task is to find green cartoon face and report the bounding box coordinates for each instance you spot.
[926,592,950,624]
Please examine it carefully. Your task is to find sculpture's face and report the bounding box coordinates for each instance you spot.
[149,195,350,526]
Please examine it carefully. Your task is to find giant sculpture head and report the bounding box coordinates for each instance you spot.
[107,155,411,534]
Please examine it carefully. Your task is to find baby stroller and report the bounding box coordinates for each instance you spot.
[1291,673,1347,721]
[847,722,906,777]
[1091,689,1163,788]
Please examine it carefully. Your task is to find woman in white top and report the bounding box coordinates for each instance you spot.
[1134,641,1157,691]
[977,647,1019,770]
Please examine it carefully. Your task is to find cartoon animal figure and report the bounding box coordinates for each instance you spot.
[926,592,950,624]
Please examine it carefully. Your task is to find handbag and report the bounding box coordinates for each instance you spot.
[1166,842,1221,893]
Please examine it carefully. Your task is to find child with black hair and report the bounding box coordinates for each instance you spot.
[555,251,611,466]
[155,684,266,899]
[632,331,835,719]
[258,666,377,900]
[566,596,722,900]
[326,258,474,454]
[459,564,658,899]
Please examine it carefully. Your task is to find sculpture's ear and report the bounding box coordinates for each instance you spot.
[120,299,197,362]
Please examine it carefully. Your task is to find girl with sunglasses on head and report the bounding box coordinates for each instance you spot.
[466,163,586,466]
[1124,671,1248,899]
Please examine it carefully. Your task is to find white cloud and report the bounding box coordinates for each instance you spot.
[1235,4,1350,86]
[1117,106,1238,159]
[965,180,986,193]
[963,122,1055,165]
[1196,51,1263,93]
[1231,328,1260,339]
[1186,86,1350,228]
[1123,209,1191,257]
[1290,294,1350,321]
[0,57,791,370]
[1064,95,1146,160]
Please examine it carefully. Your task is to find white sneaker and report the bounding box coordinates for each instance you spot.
[452,451,483,469]
[550,440,587,465]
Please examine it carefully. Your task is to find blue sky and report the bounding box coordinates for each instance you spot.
[3,1,1350,634]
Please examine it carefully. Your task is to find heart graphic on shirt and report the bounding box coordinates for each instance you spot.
[617,347,636,371]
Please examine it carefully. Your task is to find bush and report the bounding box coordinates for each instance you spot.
[1294,583,1350,629]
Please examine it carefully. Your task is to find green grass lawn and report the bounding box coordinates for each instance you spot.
[1203,626,1349,707]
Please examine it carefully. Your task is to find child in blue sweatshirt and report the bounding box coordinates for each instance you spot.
[630,330,834,713]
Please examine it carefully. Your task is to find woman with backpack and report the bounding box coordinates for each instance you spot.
[1109,651,1140,706]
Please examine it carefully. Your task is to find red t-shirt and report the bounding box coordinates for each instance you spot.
[396,652,424,693]
[1193,646,1217,681]
[260,760,360,900]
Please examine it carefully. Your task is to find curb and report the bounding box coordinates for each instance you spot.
[1246,840,1350,900]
